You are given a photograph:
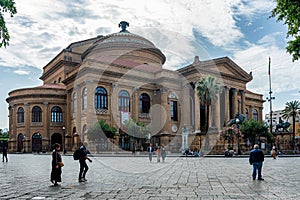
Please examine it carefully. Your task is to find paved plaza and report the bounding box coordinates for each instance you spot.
[0,154,300,199]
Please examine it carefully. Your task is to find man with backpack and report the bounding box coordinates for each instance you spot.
[74,142,92,182]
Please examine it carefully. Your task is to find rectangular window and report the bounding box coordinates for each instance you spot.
[170,100,178,121]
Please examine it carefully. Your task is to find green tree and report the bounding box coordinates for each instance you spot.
[282,100,300,150]
[87,119,117,143]
[240,119,271,146]
[122,119,150,139]
[0,0,17,48]
[195,76,222,133]
[270,0,300,61]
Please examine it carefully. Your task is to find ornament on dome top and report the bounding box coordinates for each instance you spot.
[119,21,129,32]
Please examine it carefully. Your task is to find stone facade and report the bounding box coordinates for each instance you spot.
[6,22,264,153]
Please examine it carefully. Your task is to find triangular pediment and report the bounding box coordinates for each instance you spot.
[177,56,252,83]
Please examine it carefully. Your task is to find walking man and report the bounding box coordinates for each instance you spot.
[78,143,92,182]
[147,143,154,162]
[2,146,8,162]
[249,144,264,180]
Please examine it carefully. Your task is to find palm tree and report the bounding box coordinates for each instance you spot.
[195,76,222,133]
[282,100,300,152]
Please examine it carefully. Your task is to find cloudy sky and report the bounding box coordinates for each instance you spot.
[1,0,300,129]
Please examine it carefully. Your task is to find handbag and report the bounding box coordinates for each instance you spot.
[58,161,64,167]
[56,151,64,167]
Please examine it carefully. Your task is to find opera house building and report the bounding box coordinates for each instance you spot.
[6,22,264,153]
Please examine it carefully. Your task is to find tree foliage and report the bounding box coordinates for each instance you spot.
[87,119,117,142]
[240,119,272,146]
[270,0,300,61]
[195,76,222,132]
[122,119,150,139]
[0,0,17,48]
[282,100,300,147]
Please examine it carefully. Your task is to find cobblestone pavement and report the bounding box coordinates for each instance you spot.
[0,154,300,199]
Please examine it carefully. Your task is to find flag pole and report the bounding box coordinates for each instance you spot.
[267,57,275,135]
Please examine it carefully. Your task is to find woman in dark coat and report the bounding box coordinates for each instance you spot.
[50,143,62,186]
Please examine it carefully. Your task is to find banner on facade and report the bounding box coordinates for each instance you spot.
[120,111,130,130]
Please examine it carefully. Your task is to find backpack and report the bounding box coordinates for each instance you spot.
[73,148,81,160]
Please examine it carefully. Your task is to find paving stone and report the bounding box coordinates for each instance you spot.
[1,154,300,199]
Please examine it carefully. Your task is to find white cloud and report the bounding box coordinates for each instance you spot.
[234,0,275,18]
[0,0,252,70]
[233,43,300,96]
[13,70,30,75]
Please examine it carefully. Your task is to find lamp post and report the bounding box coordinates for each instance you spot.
[62,126,66,154]
[235,118,241,155]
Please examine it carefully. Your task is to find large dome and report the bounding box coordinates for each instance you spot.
[82,21,166,66]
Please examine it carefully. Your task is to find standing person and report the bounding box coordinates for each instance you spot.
[147,143,154,162]
[161,144,166,162]
[249,144,265,180]
[2,146,8,162]
[156,146,161,162]
[271,145,277,159]
[78,143,92,182]
[50,143,62,186]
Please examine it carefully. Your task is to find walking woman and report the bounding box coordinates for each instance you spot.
[161,144,166,162]
[50,143,63,186]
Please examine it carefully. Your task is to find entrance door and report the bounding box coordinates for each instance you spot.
[32,133,42,152]
[51,133,62,149]
[17,134,24,152]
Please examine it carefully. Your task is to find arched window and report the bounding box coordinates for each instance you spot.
[245,108,249,120]
[72,92,77,113]
[253,109,258,121]
[118,90,130,112]
[32,106,42,122]
[95,87,108,109]
[140,93,150,113]
[82,87,87,110]
[17,107,24,123]
[51,106,62,122]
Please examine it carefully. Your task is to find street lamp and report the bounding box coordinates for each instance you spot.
[235,118,241,155]
[62,126,66,154]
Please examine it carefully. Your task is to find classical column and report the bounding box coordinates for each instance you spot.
[240,90,245,114]
[10,105,16,151]
[66,90,72,140]
[249,105,253,120]
[24,102,30,152]
[160,87,169,133]
[24,103,30,137]
[43,102,50,150]
[75,86,82,142]
[214,95,221,130]
[232,88,238,116]
[258,107,263,123]
[224,86,230,123]
[132,86,139,120]
[86,80,95,128]
[194,88,201,131]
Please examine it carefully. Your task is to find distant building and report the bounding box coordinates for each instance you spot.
[265,109,300,152]
[6,22,264,153]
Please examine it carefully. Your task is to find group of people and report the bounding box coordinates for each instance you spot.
[50,141,270,186]
[50,142,92,186]
[147,143,166,162]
